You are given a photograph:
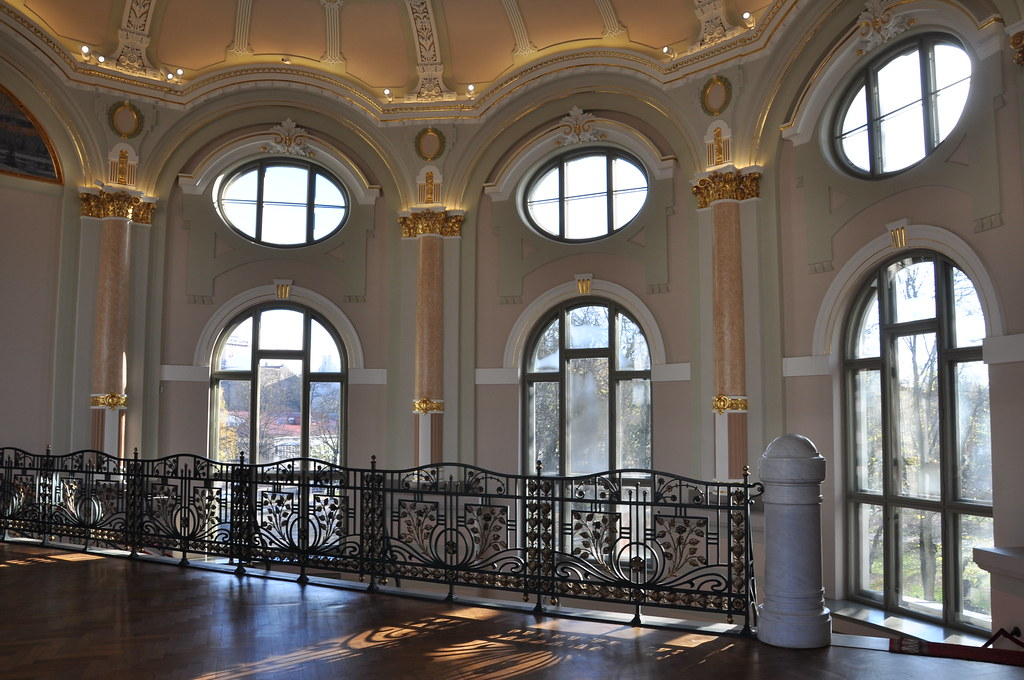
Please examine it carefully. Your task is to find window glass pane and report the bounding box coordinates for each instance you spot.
[314,173,344,208]
[840,127,871,173]
[218,317,253,370]
[853,503,885,599]
[529,319,560,373]
[257,358,303,463]
[260,204,307,245]
[616,314,651,370]
[309,381,341,464]
[852,287,880,359]
[952,267,984,347]
[879,101,925,173]
[564,155,607,200]
[616,378,650,469]
[958,514,992,628]
[214,379,250,462]
[889,258,936,323]
[894,332,940,499]
[567,306,609,349]
[934,79,969,142]
[611,158,646,228]
[877,50,922,116]
[310,319,342,373]
[567,357,609,475]
[221,201,258,238]
[898,508,943,617]
[565,194,608,240]
[313,174,345,240]
[262,164,308,206]
[956,361,991,503]
[933,43,971,90]
[852,369,883,493]
[841,85,868,134]
[528,381,560,475]
[527,167,561,236]
[259,309,304,350]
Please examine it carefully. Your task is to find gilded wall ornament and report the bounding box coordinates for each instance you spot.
[399,210,464,238]
[700,76,731,117]
[1012,32,1024,67]
[691,170,761,208]
[80,189,156,223]
[856,0,914,55]
[555,106,604,146]
[260,119,314,157]
[415,127,445,161]
[108,101,143,138]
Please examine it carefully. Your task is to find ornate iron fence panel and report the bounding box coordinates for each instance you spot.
[0,449,763,630]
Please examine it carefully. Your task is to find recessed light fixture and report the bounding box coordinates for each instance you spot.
[662,46,676,59]
[742,11,755,29]
[467,84,475,99]
[383,88,393,102]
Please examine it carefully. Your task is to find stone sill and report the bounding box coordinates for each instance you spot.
[974,546,1024,581]
[826,599,987,647]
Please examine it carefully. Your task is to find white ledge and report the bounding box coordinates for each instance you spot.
[974,546,1024,581]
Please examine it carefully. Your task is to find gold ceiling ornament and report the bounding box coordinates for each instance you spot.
[700,76,731,117]
[108,101,143,139]
[413,397,444,414]
[399,210,464,238]
[1012,32,1024,67]
[261,119,314,158]
[712,394,747,415]
[415,127,445,161]
[80,189,156,224]
[556,106,604,146]
[690,169,761,209]
[91,393,127,410]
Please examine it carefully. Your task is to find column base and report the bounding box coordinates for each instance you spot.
[756,604,832,648]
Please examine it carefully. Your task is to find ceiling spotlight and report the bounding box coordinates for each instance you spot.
[281,57,291,65]
[81,45,90,55]
[175,67,184,76]
[383,88,393,102]
[166,72,174,80]
[742,11,755,29]
[97,55,105,63]
[662,46,676,59]
[467,84,476,99]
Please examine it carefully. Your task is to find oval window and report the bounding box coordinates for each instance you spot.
[834,35,971,177]
[217,159,348,246]
[524,149,648,241]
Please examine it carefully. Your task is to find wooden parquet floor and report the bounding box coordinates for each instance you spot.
[1,542,1022,680]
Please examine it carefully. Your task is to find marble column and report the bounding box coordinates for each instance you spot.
[80,188,155,456]
[757,434,832,648]
[692,167,760,479]
[398,209,463,465]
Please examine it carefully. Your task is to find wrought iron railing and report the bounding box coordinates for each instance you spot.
[0,447,764,631]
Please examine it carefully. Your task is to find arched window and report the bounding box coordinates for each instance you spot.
[216,159,348,246]
[845,251,991,630]
[523,148,648,241]
[211,303,346,464]
[834,34,971,177]
[523,299,652,475]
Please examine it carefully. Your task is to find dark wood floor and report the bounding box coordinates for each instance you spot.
[1,543,1021,680]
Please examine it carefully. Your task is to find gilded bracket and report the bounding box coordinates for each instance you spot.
[1012,32,1024,67]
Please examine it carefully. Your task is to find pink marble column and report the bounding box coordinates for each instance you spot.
[80,189,155,456]
[692,168,760,479]
[399,210,463,465]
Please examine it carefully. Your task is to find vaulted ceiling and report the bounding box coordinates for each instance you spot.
[2,0,780,113]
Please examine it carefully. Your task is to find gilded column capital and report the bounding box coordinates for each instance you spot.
[91,393,127,410]
[80,188,156,224]
[1012,31,1024,67]
[399,210,464,238]
[413,398,444,413]
[691,167,762,209]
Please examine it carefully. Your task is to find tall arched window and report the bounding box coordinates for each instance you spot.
[211,303,346,464]
[845,251,991,630]
[523,299,652,475]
